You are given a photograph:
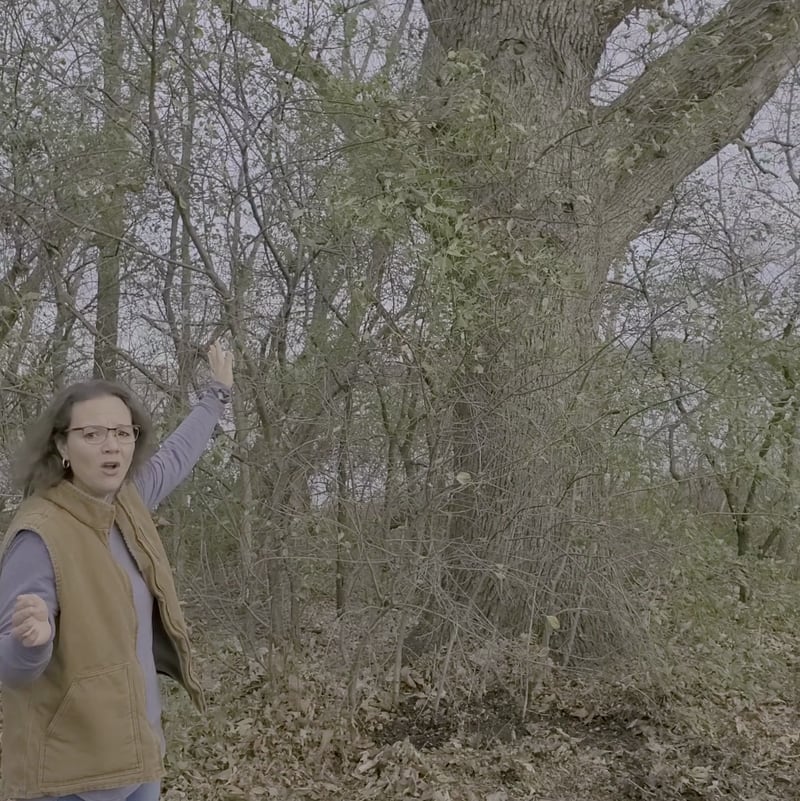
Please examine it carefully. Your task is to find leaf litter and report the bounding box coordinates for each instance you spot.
[153,631,800,801]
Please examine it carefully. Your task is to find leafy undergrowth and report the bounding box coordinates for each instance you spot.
[161,556,800,801]
[161,533,800,800]
[2,538,799,800]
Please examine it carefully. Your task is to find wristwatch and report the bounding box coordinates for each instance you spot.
[206,383,232,404]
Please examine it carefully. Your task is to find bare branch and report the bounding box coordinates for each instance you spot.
[47,266,178,398]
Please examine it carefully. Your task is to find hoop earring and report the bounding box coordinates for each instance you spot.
[62,457,70,470]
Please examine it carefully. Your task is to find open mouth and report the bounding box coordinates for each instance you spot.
[101,461,121,473]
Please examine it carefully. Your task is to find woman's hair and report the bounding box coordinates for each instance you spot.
[13,379,155,497]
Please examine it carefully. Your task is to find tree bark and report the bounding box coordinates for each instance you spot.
[93,0,127,380]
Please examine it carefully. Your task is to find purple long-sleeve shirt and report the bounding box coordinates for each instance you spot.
[0,385,229,801]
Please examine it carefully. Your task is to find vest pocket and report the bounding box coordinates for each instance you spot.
[39,664,143,788]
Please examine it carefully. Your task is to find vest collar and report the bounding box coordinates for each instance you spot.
[41,480,118,533]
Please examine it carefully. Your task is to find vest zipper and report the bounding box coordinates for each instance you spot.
[109,537,138,643]
[111,526,167,750]
[119,524,203,706]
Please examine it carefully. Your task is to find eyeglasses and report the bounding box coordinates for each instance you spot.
[67,425,140,444]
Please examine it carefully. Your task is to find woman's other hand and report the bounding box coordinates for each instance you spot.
[208,340,234,389]
[11,594,52,648]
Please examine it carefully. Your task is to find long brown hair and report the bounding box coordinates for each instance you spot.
[13,380,155,497]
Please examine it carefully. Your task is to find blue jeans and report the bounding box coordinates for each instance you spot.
[56,783,160,801]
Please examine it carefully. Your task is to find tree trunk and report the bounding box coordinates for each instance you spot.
[163,2,198,400]
[93,0,127,380]
[405,0,800,656]
[215,0,800,662]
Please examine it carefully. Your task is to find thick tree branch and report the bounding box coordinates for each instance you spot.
[210,0,337,97]
[210,0,374,140]
[421,0,609,93]
[602,0,800,246]
[597,0,668,36]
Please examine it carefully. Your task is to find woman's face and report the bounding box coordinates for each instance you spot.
[57,395,137,500]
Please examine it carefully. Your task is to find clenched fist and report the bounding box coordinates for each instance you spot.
[11,594,52,648]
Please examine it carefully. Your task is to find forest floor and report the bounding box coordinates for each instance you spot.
[2,541,799,801]
[159,613,800,801]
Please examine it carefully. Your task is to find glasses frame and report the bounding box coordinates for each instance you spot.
[66,425,141,444]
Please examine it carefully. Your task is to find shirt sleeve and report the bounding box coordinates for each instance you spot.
[0,530,58,686]
[133,382,230,510]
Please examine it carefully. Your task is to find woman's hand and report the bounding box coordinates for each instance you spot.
[208,340,234,388]
[12,594,52,648]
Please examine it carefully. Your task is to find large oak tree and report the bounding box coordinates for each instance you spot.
[213,0,800,656]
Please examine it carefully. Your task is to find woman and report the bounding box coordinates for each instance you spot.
[0,341,234,801]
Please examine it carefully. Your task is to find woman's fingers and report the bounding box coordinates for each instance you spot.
[12,618,50,647]
[12,596,48,639]
[207,340,234,387]
[9,597,51,647]
[12,594,48,622]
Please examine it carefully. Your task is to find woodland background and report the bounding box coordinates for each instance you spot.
[3,1,800,798]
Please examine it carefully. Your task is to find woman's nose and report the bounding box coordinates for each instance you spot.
[103,433,121,450]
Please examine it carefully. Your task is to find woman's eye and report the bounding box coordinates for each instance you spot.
[117,430,132,441]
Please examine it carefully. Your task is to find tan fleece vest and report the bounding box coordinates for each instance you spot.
[0,480,204,800]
